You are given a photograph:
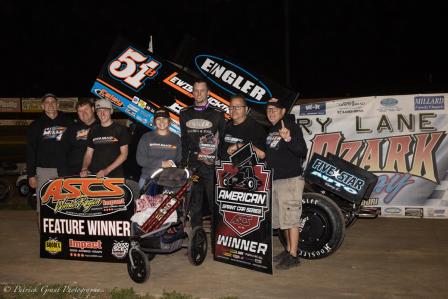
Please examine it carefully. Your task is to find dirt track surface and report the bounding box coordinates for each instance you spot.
[1,210,447,299]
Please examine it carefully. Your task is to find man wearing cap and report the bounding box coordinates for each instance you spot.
[60,98,98,176]
[136,108,181,188]
[26,93,73,221]
[80,99,130,178]
[179,80,225,239]
[265,98,308,270]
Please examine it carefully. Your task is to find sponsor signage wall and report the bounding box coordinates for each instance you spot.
[0,98,21,112]
[292,93,448,218]
[40,176,134,262]
[214,144,273,274]
[91,38,299,135]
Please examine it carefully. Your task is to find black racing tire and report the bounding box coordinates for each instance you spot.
[0,179,11,202]
[279,193,346,260]
[188,227,208,266]
[18,181,30,197]
[127,248,150,283]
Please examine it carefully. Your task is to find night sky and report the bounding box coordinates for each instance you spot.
[1,0,446,99]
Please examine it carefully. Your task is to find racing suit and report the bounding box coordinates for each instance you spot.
[180,104,225,233]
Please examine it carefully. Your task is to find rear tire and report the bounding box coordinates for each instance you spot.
[127,248,150,283]
[18,181,30,197]
[279,193,346,260]
[188,227,207,266]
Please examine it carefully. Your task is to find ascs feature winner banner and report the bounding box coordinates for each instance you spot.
[214,143,273,274]
[40,176,134,262]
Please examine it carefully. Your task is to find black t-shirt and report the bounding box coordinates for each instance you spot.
[61,120,98,176]
[87,122,130,177]
[221,117,267,160]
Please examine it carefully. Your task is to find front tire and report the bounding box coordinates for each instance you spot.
[279,193,346,260]
[127,248,150,283]
[188,227,208,266]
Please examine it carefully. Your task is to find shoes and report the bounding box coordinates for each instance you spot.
[273,250,289,263]
[275,253,300,270]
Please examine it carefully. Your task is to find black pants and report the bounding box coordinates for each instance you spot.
[189,166,215,228]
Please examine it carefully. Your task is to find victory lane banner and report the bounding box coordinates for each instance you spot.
[214,143,273,274]
[40,176,134,263]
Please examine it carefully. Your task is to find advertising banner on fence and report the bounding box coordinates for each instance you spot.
[214,144,273,274]
[39,176,134,262]
[0,98,21,112]
[292,93,448,218]
[91,37,299,135]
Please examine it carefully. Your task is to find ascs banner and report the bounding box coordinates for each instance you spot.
[40,176,134,262]
[292,93,448,218]
[214,144,273,274]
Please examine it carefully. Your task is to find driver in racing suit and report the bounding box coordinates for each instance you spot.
[179,80,225,250]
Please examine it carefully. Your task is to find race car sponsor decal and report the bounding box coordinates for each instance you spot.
[195,55,272,104]
[304,153,378,204]
[215,143,272,274]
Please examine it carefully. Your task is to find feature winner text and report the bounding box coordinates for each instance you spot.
[43,218,130,236]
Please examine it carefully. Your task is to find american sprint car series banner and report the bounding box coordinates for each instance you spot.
[214,144,273,274]
[91,37,299,135]
[40,176,134,262]
[292,93,448,218]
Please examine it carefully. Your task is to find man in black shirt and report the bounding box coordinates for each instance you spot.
[80,99,130,178]
[180,80,225,237]
[222,94,266,160]
[26,93,72,222]
[265,98,308,270]
[61,98,97,176]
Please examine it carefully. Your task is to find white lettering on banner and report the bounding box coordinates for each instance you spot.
[200,58,266,100]
[86,220,130,236]
[43,218,86,235]
[217,234,268,255]
[218,189,266,205]
[43,218,130,236]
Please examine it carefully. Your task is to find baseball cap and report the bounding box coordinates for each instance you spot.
[95,99,113,114]
[154,108,170,120]
[41,93,58,102]
[266,97,284,109]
